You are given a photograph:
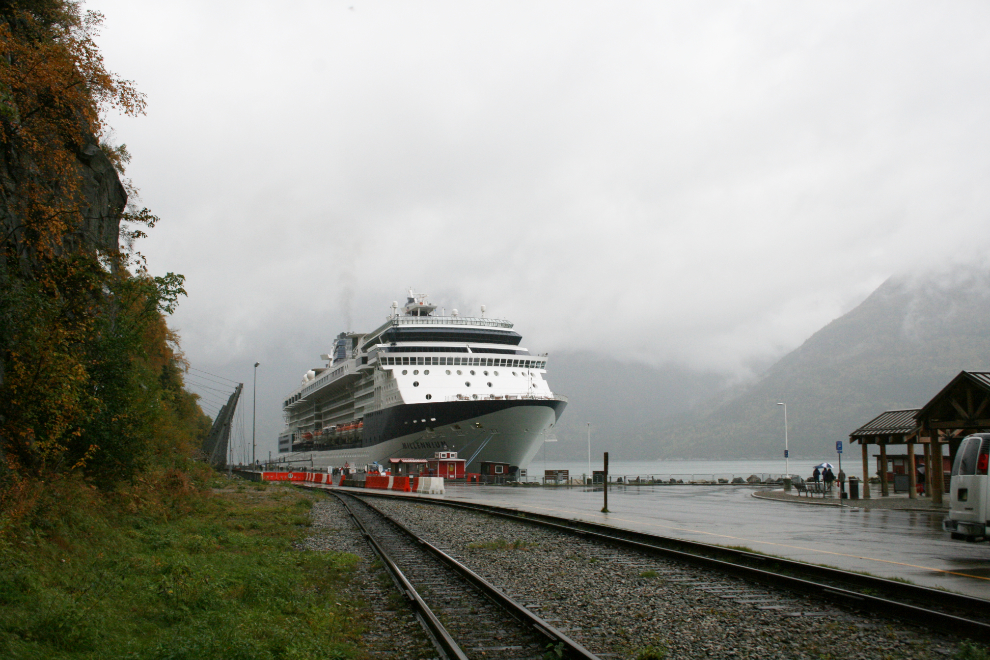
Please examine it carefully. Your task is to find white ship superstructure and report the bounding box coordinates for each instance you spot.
[277,291,567,473]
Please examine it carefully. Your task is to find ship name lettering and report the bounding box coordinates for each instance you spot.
[400,441,449,450]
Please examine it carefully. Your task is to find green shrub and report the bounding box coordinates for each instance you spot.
[635,644,667,660]
[956,642,990,660]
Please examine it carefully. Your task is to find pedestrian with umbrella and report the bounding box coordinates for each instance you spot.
[816,462,835,495]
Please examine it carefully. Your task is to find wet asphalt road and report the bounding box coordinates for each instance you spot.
[427,483,990,600]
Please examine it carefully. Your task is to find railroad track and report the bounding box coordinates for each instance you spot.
[331,491,601,660]
[326,487,990,644]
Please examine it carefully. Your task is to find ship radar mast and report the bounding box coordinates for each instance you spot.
[403,290,437,317]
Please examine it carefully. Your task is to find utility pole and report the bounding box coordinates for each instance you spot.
[602,451,609,513]
[777,402,789,478]
[253,362,259,466]
[587,422,592,486]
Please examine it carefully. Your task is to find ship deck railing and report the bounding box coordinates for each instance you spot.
[362,315,516,347]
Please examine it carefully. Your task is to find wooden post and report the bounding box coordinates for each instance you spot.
[931,433,943,506]
[907,440,917,500]
[879,441,889,497]
[602,452,609,513]
[861,441,871,499]
[923,441,933,497]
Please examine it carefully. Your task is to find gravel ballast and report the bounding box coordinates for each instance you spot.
[299,496,437,659]
[356,496,964,660]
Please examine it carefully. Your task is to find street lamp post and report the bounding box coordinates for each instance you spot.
[776,402,789,478]
[253,362,259,466]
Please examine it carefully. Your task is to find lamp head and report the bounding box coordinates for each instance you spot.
[254,362,260,368]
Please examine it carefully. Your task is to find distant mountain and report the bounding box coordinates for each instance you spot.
[544,268,990,462]
[540,352,724,461]
[654,268,990,459]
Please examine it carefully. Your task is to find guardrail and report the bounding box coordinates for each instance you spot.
[523,473,795,485]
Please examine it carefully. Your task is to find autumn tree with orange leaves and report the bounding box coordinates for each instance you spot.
[0,0,210,499]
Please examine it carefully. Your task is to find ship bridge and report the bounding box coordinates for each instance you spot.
[403,290,436,316]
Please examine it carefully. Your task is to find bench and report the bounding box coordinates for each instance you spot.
[795,481,825,497]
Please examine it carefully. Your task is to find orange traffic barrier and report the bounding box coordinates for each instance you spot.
[261,472,308,482]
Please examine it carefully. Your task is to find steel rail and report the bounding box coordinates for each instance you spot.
[331,492,468,660]
[329,487,990,643]
[335,491,602,660]
[439,500,990,604]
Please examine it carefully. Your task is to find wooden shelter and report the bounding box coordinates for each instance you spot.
[849,371,990,505]
[849,409,928,500]
[387,458,428,476]
[478,461,513,483]
[428,451,465,479]
[914,371,990,505]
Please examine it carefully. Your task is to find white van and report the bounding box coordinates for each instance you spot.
[943,432,990,542]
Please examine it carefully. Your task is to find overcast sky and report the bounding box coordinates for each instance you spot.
[88,1,990,459]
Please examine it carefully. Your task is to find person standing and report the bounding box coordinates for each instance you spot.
[813,466,821,486]
[824,467,835,493]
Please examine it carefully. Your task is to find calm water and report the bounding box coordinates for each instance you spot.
[523,458,845,481]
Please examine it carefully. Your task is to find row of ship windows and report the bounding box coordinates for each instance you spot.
[414,381,499,388]
[400,369,530,378]
[383,356,545,369]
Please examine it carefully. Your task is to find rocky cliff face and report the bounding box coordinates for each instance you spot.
[70,140,128,253]
[0,136,127,261]
[0,134,127,389]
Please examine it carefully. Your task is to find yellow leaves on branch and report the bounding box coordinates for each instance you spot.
[0,5,146,259]
[0,6,146,138]
[1,320,94,469]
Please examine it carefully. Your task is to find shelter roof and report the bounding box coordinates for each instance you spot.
[850,409,921,437]
[387,458,428,464]
[916,370,990,431]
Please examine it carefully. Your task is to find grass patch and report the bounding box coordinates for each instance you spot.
[634,645,667,660]
[0,477,362,659]
[466,538,533,551]
[956,641,990,660]
[639,569,659,579]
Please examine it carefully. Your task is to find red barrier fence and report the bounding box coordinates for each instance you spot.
[365,475,391,490]
[262,472,337,483]
[262,472,306,482]
[261,472,437,493]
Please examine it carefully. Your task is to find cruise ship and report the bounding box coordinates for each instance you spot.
[276,291,567,474]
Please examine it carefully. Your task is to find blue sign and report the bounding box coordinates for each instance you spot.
[784,449,789,458]
[836,441,843,454]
